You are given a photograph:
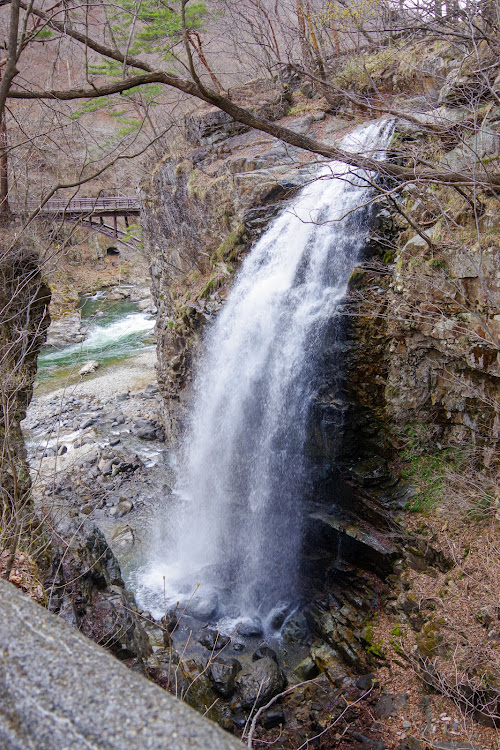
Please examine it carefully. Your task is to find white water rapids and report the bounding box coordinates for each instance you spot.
[136,119,394,629]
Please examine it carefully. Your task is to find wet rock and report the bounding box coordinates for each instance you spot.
[351,456,392,487]
[235,657,286,708]
[356,673,378,692]
[109,499,134,518]
[79,360,99,376]
[282,610,310,645]
[209,657,241,698]
[267,602,290,630]
[57,445,68,456]
[186,592,219,620]
[111,524,135,549]
[238,618,263,637]
[293,656,319,681]
[252,645,278,664]
[198,628,230,651]
[260,705,285,729]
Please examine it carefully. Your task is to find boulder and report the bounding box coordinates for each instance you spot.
[78,360,99,376]
[252,645,278,664]
[198,629,230,651]
[235,657,286,708]
[111,524,135,549]
[209,658,241,698]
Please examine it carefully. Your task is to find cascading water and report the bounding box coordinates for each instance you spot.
[137,119,394,629]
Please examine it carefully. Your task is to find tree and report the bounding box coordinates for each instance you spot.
[0,0,498,200]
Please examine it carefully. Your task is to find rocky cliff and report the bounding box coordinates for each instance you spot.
[141,50,500,746]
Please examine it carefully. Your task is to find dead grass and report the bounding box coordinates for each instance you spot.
[0,549,46,604]
[372,468,500,749]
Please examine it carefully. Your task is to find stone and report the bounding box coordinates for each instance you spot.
[374,693,408,719]
[252,645,278,664]
[78,360,99,376]
[237,618,263,637]
[260,705,285,729]
[288,115,313,135]
[111,524,135,549]
[185,592,219,621]
[109,499,134,518]
[351,456,391,486]
[293,656,319,681]
[356,673,378,692]
[235,657,286,708]
[136,427,158,440]
[81,417,95,429]
[109,411,126,424]
[267,602,290,630]
[229,710,247,729]
[45,313,84,348]
[209,658,241,698]
[198,629,230,651]
[478,605,500,627]
[282,610,310,645]
[394,740,422,750]
[310,642,348,686]
[57,445,68,455]
[0,579,241,750]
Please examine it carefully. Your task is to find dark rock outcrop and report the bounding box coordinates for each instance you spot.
[45,518,151,666]
[235,656,287,708]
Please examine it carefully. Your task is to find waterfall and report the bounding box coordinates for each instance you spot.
[138,119,394,628]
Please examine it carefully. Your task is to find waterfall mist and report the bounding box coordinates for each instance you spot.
[136,119,394,629]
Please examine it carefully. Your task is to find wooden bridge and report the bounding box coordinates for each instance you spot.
[18,196,141,250]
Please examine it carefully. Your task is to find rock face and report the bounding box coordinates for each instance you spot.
[141,70,500,720]
[0,239,51,565]
[0,578,242,750]
[45,518,151,665]
[141,83,320,437]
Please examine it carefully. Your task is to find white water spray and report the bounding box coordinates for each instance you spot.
[138,119,394,625]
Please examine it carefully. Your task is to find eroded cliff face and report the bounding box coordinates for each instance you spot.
[141,83,339,437]
[139,53,500,747]
[143,95,498,475]
[0,238,51,570]
[141,71,500,562]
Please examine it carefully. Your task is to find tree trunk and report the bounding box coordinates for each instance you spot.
[0,111,9,221]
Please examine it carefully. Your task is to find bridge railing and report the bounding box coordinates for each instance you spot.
[15,197,140,214]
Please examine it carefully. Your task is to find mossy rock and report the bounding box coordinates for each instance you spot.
[415,619,447,658]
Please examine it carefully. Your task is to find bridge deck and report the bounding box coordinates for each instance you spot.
[19,196,140,217]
